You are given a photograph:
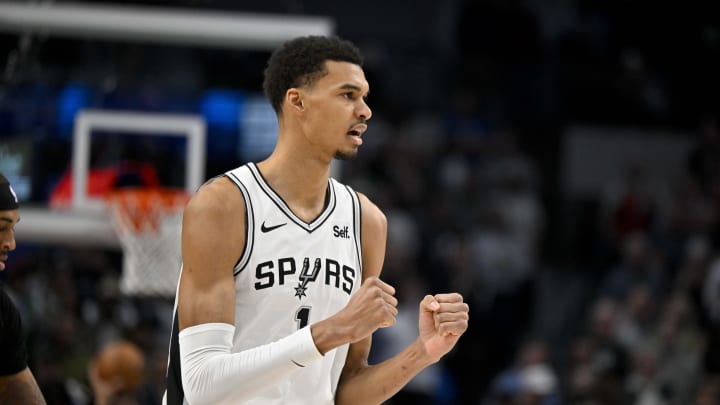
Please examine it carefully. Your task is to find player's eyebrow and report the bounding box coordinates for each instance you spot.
[0,216,19,225]
[339,83,369,98]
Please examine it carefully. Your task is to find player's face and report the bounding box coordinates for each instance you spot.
[302,61,371,160]
[0,209,19,271]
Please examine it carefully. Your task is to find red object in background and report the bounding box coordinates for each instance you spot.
[611,193,654,238]
[49,162,160,209]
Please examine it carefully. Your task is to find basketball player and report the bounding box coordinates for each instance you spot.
[163,36,469,404]
[0,173,46,404]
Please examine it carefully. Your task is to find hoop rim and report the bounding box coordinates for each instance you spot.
[105,186,191,202]
[106,186,190,234]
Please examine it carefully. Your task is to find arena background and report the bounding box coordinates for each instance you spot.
[1,1,719,404]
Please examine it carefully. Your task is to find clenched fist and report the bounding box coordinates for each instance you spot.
[311,276,398,355]
[338,276,399,343]
[418,293,469,362]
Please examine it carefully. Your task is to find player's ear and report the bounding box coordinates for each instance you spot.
[286,89,304,113]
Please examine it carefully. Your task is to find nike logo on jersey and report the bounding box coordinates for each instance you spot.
[261,221,287,233]
[291,360,305,368]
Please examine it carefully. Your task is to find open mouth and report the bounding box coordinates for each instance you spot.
[347,123,367,137]
[346,124,365,146]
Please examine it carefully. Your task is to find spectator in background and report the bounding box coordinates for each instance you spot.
[0,173,46,404]
[687,116,720,197]
[625,346,668,405]
[87,339,146,405]
[599,162,672,262]
[613,284,657,352]
[653,293,703,405]
[485,339,560,405]
[599,231,668,302]
[700,258,720,377]
[578,298,630,405]
[566,335,597,403]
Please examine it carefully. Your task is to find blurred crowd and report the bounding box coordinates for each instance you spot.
[355,109,720,405]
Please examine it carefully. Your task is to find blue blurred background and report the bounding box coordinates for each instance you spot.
[1,1,719,404]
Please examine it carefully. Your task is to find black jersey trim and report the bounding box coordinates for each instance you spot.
[247,163,336,234]
[165,309,184,405]
[225,171,254,276]
[344,184,363,280]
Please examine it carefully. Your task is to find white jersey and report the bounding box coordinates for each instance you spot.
[164,162,363,405]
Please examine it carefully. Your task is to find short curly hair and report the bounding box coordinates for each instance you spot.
[263,35,363,114]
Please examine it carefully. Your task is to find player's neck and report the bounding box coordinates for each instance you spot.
[256,150,331,222]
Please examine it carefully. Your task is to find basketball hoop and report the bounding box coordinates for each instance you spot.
[106,187,190,297]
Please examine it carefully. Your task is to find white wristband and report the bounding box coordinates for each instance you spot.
[179,323,323,404]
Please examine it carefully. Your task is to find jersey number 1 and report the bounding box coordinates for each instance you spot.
[295,306,311,329]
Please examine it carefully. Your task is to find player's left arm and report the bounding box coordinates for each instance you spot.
[0,368,46,405]
[335,193,470,405]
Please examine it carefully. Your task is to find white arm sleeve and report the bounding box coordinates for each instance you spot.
[179,323,324,404]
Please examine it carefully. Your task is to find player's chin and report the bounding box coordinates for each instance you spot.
[334,148,359,161]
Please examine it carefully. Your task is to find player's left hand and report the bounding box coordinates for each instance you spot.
[418,293,469,362]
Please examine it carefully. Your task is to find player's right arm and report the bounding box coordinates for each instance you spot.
[175,176,324,405]
[177,176,240,330]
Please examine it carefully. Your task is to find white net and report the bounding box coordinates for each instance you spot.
[107,188,188,297]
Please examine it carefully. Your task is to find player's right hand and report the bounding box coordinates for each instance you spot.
[338,276,398,342]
